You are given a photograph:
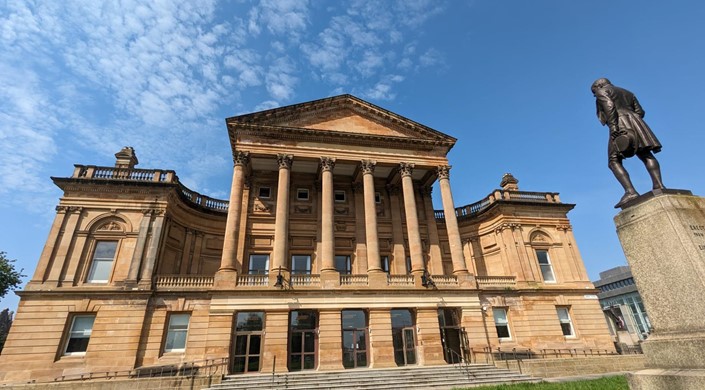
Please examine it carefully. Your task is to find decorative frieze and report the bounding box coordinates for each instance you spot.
[495,223,521,234]
[556,224,572,231]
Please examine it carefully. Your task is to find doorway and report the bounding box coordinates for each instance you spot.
[391,309,416,366]
[342,310,368,368]
[289,310,318,371]
[231,312,264,374]
[438,308,465,364]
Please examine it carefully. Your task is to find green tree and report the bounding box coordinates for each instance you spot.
[0,251,24,299]
[0,308,12,353]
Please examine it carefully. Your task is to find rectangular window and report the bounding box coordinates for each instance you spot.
[492,308,511,339]
[87,241,118,283]
[258,186,271,199]
[536,250,556,283]
[334,190,346,202]
[64,315,96,356]
[381,256,390,273]
[556,307,574,337]
[291,255,312,275]
[164,313,190,352]
[374,192,382,204]
[297,188,309,201]
[334,255,351,274]
[248,254,269,275]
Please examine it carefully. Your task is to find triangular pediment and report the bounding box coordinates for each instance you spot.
[226,94,456,143]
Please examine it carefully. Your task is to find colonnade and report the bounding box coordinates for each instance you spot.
[218,153,468,276]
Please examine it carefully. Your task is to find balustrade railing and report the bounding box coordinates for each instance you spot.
[71,165,228,213]
[476,276,517,289]
[237,274,268,287]
[340,274,368,286]
[435,190,560,221]
[290,274,320,287]
[430,274,458,286]
[155,275,214,289]
[388,274,414,286]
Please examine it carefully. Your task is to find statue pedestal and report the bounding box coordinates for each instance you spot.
[615,191,705,389]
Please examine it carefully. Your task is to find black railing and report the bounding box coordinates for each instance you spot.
[53,357,228,383]
[446,347,475,381]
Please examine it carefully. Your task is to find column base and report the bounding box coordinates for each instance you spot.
[368,271,388,289]
[320,270,340,289]
[214,269,238,289]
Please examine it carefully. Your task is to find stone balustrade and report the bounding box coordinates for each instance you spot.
[290,274,320,287]
[155,275,214,289]
[340,274,368,286]
[237,274,268,287]
[430,274,458,286]
[387,274,414,286]
[476,275,517,289]
[434,190,561,220]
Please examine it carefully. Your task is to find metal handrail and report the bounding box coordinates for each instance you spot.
[446,347,475,382]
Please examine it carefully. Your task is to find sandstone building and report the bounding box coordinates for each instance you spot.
[0,95,613,382]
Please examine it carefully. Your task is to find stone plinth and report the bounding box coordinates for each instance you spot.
[614,191,705,389]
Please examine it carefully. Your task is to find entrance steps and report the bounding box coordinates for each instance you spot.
[204,364,538,390]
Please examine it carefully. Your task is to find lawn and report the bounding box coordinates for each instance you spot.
[454,375,629,390]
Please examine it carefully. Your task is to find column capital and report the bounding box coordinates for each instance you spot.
[437,165,451,180]
[320,157,336,172]
[360,159,376,175]
[398,162,415,178]
[233,151,250,167]
[276,154,293,169]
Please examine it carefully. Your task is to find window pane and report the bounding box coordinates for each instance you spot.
[165,314,190,352]
[342,310,366,329]
[492,308,508,324]
[557,308,570,322]
[65,315,95,354]
[496,325,511,339]
[87,241,117,282]
[381,256,389,273]
[248,255,269,275]
[236,312,264,331]
[540,265,556,282]
[536,250,550,265]
[391,309,413,329]
[335,255,350,274]
[291,255,311,275]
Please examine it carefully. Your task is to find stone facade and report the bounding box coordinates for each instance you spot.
[0,95,614,383]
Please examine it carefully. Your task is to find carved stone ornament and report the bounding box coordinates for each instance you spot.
[335,222,347,232]
[556,224,572,231]
[276,154,293,169]
[320,157,336,172]
[530,231,551,244]
[437,165,451,180]
[495,223,520,234]
[254,203,272,213]
[398,162,415,178]
[360,159,376,175]
[98,221,123,231]
[56,205,69,213]
[233,151,250,167]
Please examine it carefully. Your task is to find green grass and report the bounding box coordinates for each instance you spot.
[454,375,628,390]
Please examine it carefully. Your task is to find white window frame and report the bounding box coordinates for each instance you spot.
[63,314,96,356]
[492,308,512,340]
[334,190,346,203]
[164,313,191,353]
[296,188,310,201]
[258,186,271,199]
[381,255,390,273]
[536,249,556,283]
[556,307,575,337]
[248,254,270,275]
[86,241,118,283]
[291,255,312,275]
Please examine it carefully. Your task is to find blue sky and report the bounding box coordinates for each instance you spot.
[2,0,704,311]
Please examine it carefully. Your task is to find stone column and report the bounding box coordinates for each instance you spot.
[30,206,69,284]
[399,163,424,276]
[361,160,382,273]
[271,154,293,273]
[369,308,396,368]
[219,151,249,271]
[420,186,444,275]
[126,210,154,283]
[46,207,82,285]
[260,310,290,373]
[318,309,344,370]
[387,185,407,273]
[139,210,166,286]
[416,307,446,366]
[437,165,468,275]
[319,157,336,273]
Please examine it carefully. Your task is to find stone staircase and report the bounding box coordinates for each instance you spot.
[204,364,538,390]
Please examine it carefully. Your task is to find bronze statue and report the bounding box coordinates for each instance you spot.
[591,78,665,208]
